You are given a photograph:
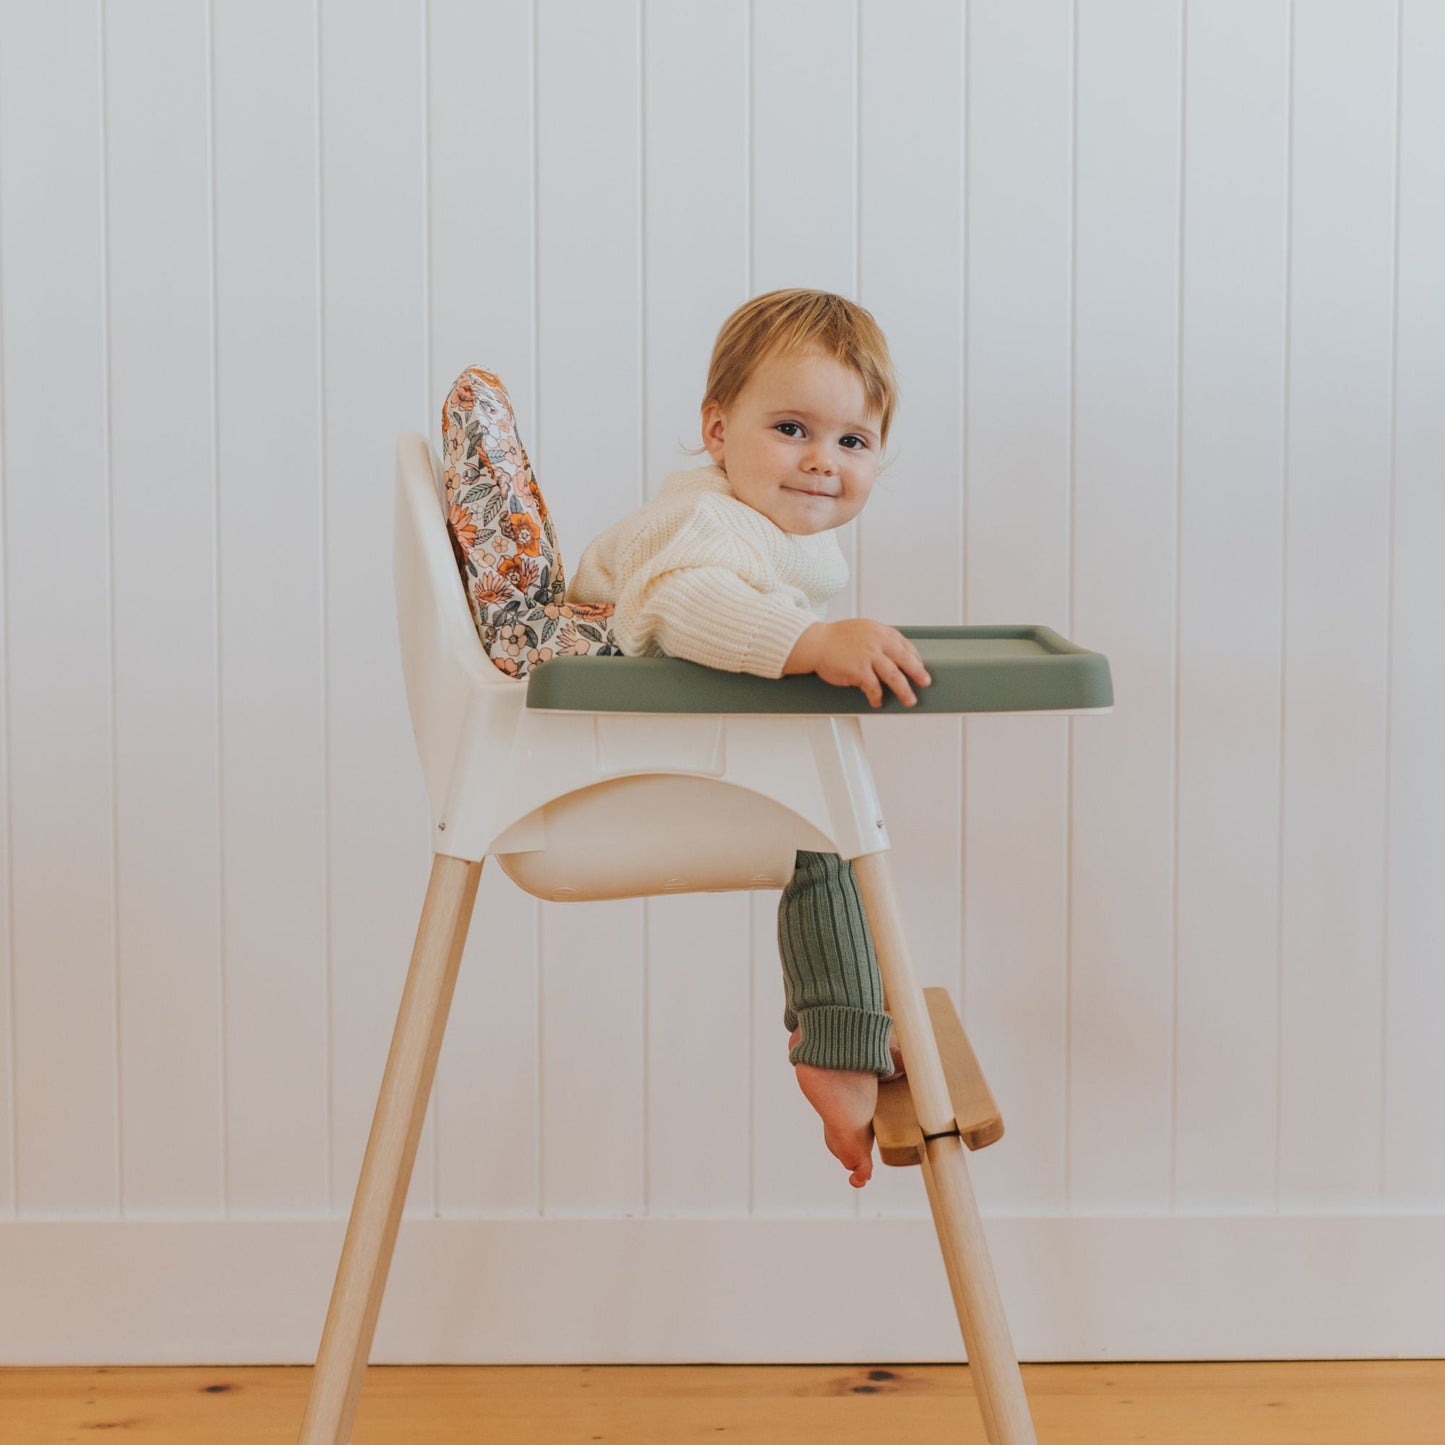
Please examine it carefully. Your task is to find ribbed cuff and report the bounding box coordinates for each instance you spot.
[739,602,818,679]
[788,1006,895,1076]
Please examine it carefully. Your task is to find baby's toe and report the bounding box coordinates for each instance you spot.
[829,1127,875,1188]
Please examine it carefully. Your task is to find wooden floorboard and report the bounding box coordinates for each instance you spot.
[2,1361,1442,1443]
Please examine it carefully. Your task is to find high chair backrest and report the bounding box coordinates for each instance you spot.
[395,367,622,831]
[393,432,506,823]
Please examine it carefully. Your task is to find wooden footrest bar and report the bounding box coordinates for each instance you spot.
[875,987,1004,1166]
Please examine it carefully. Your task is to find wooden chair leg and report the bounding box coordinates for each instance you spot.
[297,852,484,1445]
[852,850,1037,1445]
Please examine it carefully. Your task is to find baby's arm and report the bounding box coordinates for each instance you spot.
[599,503,825,677]
[785,620,932,709]
[614,561,819,679]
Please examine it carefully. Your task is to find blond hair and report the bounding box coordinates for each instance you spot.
[697,288,898,449]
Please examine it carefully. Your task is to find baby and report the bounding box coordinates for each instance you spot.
[567,289,931,1187]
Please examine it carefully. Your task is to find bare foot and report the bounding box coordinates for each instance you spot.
[790,1027,902,1188]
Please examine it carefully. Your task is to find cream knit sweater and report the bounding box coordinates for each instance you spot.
[566,463,850,678]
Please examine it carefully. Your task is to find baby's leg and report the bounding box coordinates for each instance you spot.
[778,851,895,1073]
[777,851,902,1186]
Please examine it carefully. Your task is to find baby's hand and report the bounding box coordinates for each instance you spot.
[790,619,932,708]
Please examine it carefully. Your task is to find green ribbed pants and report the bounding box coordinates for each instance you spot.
[777,850,895,1076]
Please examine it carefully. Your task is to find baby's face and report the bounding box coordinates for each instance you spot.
[700,347,882,536]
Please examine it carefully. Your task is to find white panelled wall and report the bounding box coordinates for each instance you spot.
[0,0,1442,1365]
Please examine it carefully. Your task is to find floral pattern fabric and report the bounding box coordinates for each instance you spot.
[441,366,622,677]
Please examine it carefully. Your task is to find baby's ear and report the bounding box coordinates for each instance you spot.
[699,399,727,464]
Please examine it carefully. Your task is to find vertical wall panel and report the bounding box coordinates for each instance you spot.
[0,20,12,1220]
[641,0,748,496]
[0,0,8,1207]
[429,0,542,1216]
[213,0,328,1214]
[428,0,537,422]
[958,0,1074,1215]
[535,0,644,547]
[1069,0,1183,1210]
[1174,0,1290,1212]
[1385,0,1445,1207]
[750,0,856,303]
[104,0,223,1215]
[0,3,119,1215]
[1279,0,1397,1207]
[854,0,965,1220]
[0,208,7,1215]
[749,0,863,1215]
[319,0,434,1216]
[535,0,646,1215]
[646,892,753,1213]
[643,0,754,1215]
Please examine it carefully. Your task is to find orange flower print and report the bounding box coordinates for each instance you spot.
[500,507,542,557]
[566,600,616,624]
[443,363,622,677]
[498,554,541,594]
[473,572,513,608]
[448,503,478,554]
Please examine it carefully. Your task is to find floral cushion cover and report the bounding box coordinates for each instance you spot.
[440,366,621,678]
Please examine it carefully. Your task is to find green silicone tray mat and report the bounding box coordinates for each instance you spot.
[523,625,1112,716]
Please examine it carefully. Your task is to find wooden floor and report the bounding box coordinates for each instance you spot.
[3,1361,1442,1443]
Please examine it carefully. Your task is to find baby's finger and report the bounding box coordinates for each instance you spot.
[891,635,931,687]
[858,672,884,708]
[878,658,917,707]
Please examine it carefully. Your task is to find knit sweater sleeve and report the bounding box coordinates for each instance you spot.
[608,501,820,678]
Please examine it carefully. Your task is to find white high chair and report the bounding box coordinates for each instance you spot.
[296,430,1113,1445]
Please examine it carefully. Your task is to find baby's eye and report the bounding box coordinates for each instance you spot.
[840,435,868,450]
[775,421,804,438]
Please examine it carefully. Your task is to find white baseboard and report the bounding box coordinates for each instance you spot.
[2,1213,1440,1364]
